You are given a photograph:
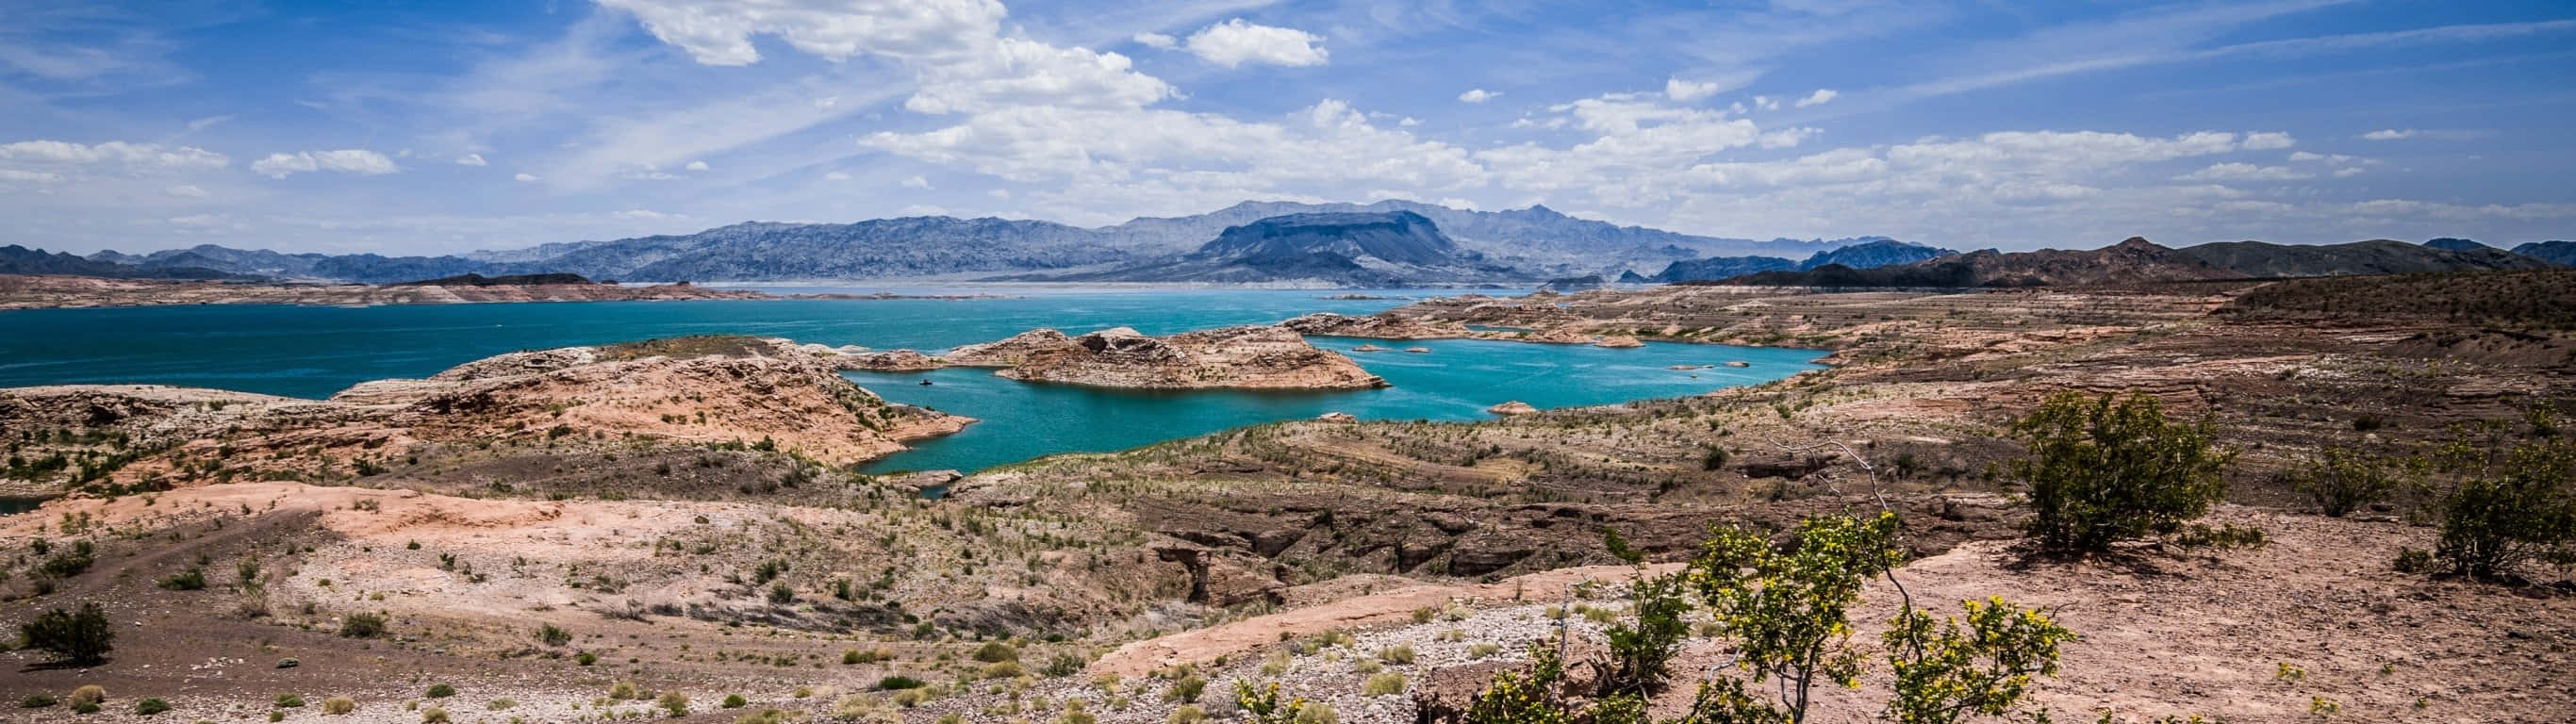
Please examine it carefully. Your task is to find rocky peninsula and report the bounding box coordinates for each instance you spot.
[958,325,1386,389]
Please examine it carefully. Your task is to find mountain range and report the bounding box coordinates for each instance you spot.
[48,201,1857,287]
[1712,237,2558,288]
[8,199,2570,288]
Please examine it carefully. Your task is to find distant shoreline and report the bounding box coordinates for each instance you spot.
[0,273,1538,310]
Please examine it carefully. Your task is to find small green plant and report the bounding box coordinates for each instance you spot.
[425,683,456,699]
[276,694,306,708]
[2275,662,2306,682]
[876,676,926,690]
[20,694,57,708]
[2296,446,2401,517]
[1376,645,1415,666]
[322,697,357,715]
[2309,697,2340,716]
[1043,651,1086,677]
[1169,704,1208,724]
[1362,672,1407,697]
[135,698,172,716]
[574,651,599,666]
[972,641,1019,663]
[658,691,689,717]
[1467,643,1501,659]
[339,612,388,638]
[421,705,451,723]
[537,623,572,647]
[608,681,646,700]
[157,568,207,591]
[722,694,748,709]
[1166,674,1207,703]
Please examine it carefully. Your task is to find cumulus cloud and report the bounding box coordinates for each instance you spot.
[514,173,539,182]
[1132,32,1175,49]
[251,149,399,179]
[2360,129,2416,140]
[1182,19,1328,68]
[592,0,1008,66]
[2176,162,2309,181]
[904,37,1171,114]
[901,174,932,189]
[1792,89,1838,107]
[0,140,228,169]
[0,169,62,185]
[455,154,488,166]
[2240,131,2295,150]
[685,160,709,171]
[1664,77,1726,102]
[1458,88,1499,104]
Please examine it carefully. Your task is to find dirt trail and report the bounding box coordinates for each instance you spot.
[1096,563,1682,677]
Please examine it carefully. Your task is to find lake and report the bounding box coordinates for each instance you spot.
[0,288,1823,471]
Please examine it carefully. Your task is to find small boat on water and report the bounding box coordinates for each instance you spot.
[919,380,934,386]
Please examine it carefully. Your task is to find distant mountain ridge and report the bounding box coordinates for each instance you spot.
[1017,210,1535,287]
[1651,238,1958,282]
[1710,237,2557,288]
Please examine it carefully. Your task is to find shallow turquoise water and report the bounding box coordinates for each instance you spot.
[851,337,1822,473]
[0,288,1821,472]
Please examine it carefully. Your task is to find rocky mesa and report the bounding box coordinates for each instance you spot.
[949,324,1386,389]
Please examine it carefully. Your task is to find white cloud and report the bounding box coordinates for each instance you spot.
[685,160,710,172]
[2239,131,2295,150]
[2287,151,2357,163]
[1664,77,1725,102]
[2332,167,2366,178]
[1182,19,1328,68]
[165,184,208,198]
[250,149,399,179]
[823,171,852,181]
[901,174,932,189]
[1792,89,1838,107]
[2361,128,2416,140]
[0,169,62,184]
[904,37,1171,114]
[514,173,539,182]
[455,154,488,166]
[1132,32,1176,49]
[1752,95,1781,111]
[592,0,1008,67]
[2176,162,2309,181]
[1457,88,1499,104]
[0,140,228,170]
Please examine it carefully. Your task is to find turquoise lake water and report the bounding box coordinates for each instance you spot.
[0,288,1823,472]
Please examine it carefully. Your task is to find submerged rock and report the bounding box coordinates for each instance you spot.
[1316,411,1357,422]
[1404,347,1432,354]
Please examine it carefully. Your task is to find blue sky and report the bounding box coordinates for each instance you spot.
[3,0,2571,255]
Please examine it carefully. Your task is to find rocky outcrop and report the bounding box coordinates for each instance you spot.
[835,350,946,371]
[1594,335,1644,348]
[1280,312,1468,339]
[943,329,1075,368]
[1487,401,1538,416]
[0,336,969,493]
[974,325,1388,389]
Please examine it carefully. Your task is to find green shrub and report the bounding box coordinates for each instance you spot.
[339,612,388,638]
[1466,643,1501,660]
[20,695,56,708]
[722,694,749,709]
[1043,651,1086,677]
[1165,674,1206,703]
[1598,569,1692,698]
[2008,391,2230,552]
[1168,705,1208,724]
[157,568,207,591]
[322,697,356,715]
[2296,446,2401,517]
[608,680,646,700]
[1376,646,1415,665]
[575,651,599,666]
[972,641,1018,663]
[425,683,455,699]
[659,691,689,717]
[876,676,926,690]
[275,694,305,708]
[421,705,450,723]
[982,661,1024,679]
[735,708,789,724]
[135,698,172,716]
[1362,672,1407,696]
[19,602,114,665]
[537,624,572,647]
[2427,419,2576,580]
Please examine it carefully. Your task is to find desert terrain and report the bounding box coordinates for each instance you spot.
[3,272,2571,723]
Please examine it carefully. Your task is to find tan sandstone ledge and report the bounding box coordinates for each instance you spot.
[944,324,1386,390]
[0,336,969,494]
